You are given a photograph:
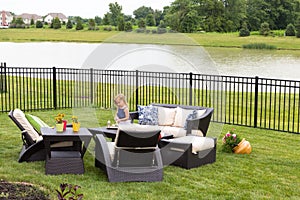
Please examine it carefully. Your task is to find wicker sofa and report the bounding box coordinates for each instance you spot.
[130,103,216,169]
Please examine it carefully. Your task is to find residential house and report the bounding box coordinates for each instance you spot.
[0,10,13,26]
[16,13,43,25]
[44,13,68,24]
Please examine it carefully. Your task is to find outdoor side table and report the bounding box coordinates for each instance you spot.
[41,127,92,175]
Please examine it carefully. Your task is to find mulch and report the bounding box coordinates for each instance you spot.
[0,180,50,200]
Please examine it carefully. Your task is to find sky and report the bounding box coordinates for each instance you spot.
[2,0,173,18]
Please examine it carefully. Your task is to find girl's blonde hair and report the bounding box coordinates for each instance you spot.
[114,94,128,105]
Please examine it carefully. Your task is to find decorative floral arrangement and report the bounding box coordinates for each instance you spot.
[72,116,79,123]
[55,113,65,124]
[222,129,242,153]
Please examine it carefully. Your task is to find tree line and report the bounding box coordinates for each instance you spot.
[8,0,300,36]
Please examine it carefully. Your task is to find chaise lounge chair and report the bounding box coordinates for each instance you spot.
[94,124,163,182]
[8,109,73,162]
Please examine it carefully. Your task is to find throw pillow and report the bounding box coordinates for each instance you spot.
[25,114,50,134]
[138,105,158,125]
[157,107,176,126]
[173,107,194,128]
[184,110,198,130]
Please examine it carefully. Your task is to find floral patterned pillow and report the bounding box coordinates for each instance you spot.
[138,105,158,125]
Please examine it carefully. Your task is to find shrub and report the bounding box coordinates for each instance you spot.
[76,20,84,30]
[36,21,43,28]
[103,26,112,31]
[66,20,73,29]
[285,23,295,36]
[137,18,146,29]
[259,22,271,36]
[242,43,277,50]
[168,29,177,33]
[9,23,16,28]
[52,17,61,29]
[157,28,167,34]
[124,22,133,32]
[158,20,166,28]
[152,29,157,34]
[239,22,250,37]
[136,28,145,33]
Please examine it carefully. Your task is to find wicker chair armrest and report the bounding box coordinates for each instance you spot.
[95,134,112,167]
[186,108,214,136]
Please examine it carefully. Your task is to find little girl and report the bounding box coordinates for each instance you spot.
[114,94,131,124]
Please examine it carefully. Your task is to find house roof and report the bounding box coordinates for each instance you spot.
[1,11,13,17]
[47,13,67,19]
[16,13,42,20]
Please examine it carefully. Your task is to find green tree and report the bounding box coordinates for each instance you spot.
[133,6,154,19]
[117,16,125,31]
[102,13,110,25]
[52,17,61,29]
[223,0,247,31]
[246,0,269,31]
[95,16,102,25]
[154,9,163,26]
[259,22,271,36]
[30,18,35,26]
[88,19,96,29]
[124,21,133,32]
[76,19,84,30]
[35,20,43,28]
[146,14,156,26]
[137,18,146,28]
[66,19,73,29]
[108,2,123,26]
[239,22,250,37]
[296,17,300,38]
[285,23,296,36]
[15,17,24,25]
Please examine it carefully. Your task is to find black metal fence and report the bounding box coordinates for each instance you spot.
[1,63,299,134]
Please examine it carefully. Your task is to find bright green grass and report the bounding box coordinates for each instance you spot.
[0,109,300,199]
[1,29,300,50]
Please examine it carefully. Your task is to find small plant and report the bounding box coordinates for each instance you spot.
[55,113,65,124]
[72,116,79,123]
[56,183,83,200]
[242,43,277,50]
[222,129,242,153]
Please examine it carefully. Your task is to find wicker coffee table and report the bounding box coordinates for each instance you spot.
[41,127,92,175]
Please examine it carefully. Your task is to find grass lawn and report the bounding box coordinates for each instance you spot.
[1,28,300,50]
[0,108,300,199]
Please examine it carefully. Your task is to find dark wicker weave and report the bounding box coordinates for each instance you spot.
[45,151,84,175]
[159,137,217,169]
[94,129,163,182]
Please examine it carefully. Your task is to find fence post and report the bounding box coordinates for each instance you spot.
[90,68,94,105]
[254,76,259,128]
[53,67,57,109]
[135,70,139,111]
[0,62,7,93]
[189,72,193,105]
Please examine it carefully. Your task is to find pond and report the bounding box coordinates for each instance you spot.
[1,42,300,80]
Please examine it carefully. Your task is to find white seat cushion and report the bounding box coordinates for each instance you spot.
[158,126,187,138]
[13,109,40,142]
[169,135,215,154]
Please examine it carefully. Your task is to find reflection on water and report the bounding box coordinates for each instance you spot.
[1,42,300,80]
[205,47,300,80]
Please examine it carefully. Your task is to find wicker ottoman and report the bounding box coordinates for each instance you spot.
[159,135,217,169]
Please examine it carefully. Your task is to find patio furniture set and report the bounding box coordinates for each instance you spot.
[9,104,216,182]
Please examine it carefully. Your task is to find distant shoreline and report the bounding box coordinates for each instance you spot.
[1,28,300,50]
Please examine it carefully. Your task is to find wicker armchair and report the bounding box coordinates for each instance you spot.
[94,124,163,182]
